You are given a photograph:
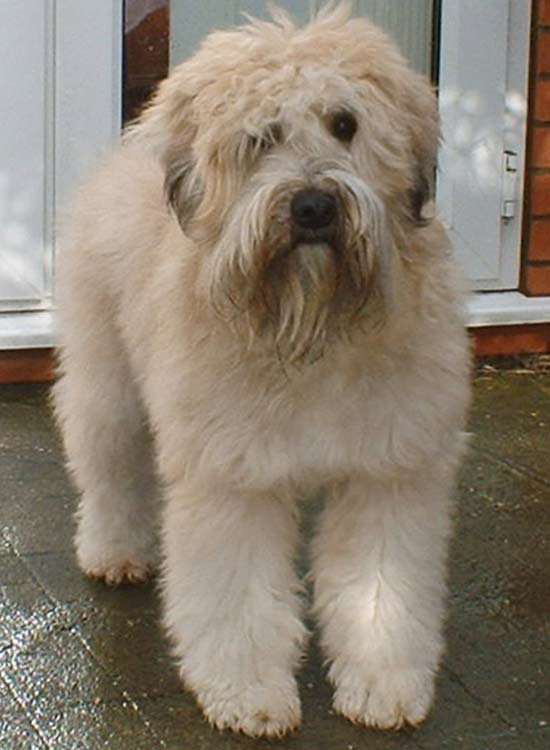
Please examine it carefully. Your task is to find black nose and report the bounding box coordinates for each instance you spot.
[291,189,337,230]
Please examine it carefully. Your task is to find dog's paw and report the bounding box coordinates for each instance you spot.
[333,667,435,730]
[84,559,153,586]
[197,681,301,738]
[76,532,155,586]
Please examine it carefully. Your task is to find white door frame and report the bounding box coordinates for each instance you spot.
[0,0,122,348]
[437,0,531,292]
[437,0,550,327]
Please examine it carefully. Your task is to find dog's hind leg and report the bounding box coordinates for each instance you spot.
[312,471,455,730]
[161,483,307,738]
[53,310,158,585]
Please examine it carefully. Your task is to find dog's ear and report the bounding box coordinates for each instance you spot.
[128,72,203,231]
[408,167,433,226]
[402,76,440,226]
[163,148,203,232]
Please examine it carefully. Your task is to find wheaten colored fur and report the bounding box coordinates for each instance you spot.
[53,3,471,738]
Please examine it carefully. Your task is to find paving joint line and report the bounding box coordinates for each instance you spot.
[1,529,166,746]
[0,671,52,749]
[473,446,550,491]
[443,666,516,730]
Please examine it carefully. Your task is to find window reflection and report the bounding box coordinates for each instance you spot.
[124,0,169,122]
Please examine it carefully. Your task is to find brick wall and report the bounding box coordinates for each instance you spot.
[523,0,550,294]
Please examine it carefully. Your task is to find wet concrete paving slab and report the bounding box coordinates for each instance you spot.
[1,367,550,749]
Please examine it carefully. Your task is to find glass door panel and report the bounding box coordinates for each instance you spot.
[170,1,435,75]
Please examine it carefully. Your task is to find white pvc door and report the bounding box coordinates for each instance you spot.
[0,1,53,312]
[437,0,530,290]
[0,1,122,330]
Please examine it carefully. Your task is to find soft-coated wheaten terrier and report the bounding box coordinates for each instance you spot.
[53,3,471,738]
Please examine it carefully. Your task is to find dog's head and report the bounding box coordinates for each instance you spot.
[134,2,439,362]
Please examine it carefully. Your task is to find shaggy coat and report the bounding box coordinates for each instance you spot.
[53,4,471,738]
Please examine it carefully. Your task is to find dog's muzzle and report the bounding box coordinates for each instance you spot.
[291,189,338,243]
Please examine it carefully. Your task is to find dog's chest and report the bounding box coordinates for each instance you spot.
[166,343,464,490]
[232,364,436,488]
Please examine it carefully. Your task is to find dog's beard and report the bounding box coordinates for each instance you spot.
[206,170,390,363]
[259,242,339,362]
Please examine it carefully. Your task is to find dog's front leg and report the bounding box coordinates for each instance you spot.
[312,471,454,730]
[161,482,307,738]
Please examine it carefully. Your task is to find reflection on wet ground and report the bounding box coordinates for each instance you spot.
[1,366,550,749]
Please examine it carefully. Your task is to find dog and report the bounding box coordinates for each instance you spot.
[53,3,471,738]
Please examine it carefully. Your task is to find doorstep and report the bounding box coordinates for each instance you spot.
[1,294,550,350]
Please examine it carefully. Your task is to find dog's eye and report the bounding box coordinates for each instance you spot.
[249,123,283,154]
[330,111,357,143]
